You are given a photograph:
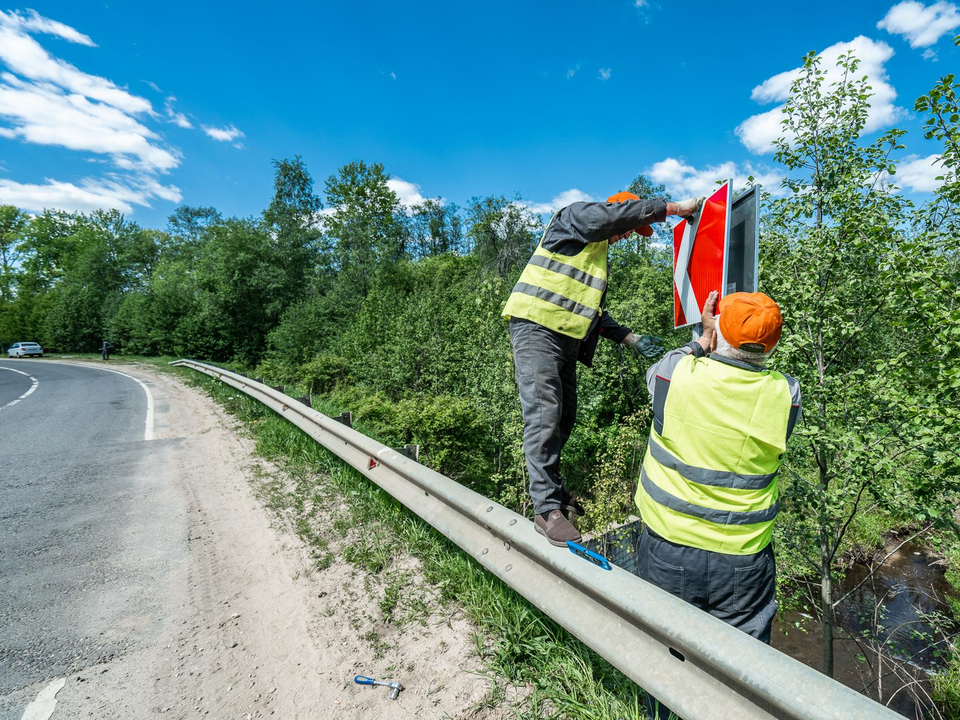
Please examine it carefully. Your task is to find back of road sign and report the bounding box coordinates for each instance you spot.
[726,185,760,297]
[673,182,731,328]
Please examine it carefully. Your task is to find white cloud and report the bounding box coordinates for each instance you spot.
[0,175,181,214]
[648,157,783,198]
[878,1,960,48]
[598,67,612,81]
[566,63,580,79]
[923,48,939,60]
[736,36,902,154]
[389,71,396,81]
[0,10,195,214]
[387,177,428,211]
[15,9,96,47]
[202,123,243,142]
[896,153,944,191]
[0,11,149,114]
[164,96,192,128]
[524,188,595,215]
[634,0,648,6]
[0,74,179,171]
[735,109,784,156]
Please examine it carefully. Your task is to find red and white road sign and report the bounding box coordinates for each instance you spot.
[673,182,731,328]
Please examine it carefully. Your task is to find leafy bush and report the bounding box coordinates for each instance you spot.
[328,386,499,496]
[300,354,351,394]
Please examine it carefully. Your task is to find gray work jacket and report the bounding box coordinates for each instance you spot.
[541,198,667,367]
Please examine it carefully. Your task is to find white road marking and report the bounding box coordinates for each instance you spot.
[84,365,155,441]
[0,366,39,411]
[20,677,66,720]
[42,362,156,441]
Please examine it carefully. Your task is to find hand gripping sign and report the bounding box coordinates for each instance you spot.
[673,182,731,328]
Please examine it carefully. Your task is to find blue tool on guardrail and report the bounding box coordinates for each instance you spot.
[566,541,612,571]
[354,675,404,700]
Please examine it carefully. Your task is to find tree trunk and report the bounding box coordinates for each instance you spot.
[820,535,835,677]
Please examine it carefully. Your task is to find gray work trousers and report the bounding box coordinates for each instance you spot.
[638,528,777,719]
[508,318,580,514]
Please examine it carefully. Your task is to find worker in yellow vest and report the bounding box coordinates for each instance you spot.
[502,191,703,546]
[637,290,801,720]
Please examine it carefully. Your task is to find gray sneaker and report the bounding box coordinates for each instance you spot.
[535,510,582,547]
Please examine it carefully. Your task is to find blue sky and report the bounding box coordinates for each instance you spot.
[0,0,957,228]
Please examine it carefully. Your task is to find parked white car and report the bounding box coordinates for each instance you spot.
[7,342,43,358]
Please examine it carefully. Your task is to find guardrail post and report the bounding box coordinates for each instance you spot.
[332,411,353,428]
[397,444,420,462]
[270,384,284,393]
[295,394,312,408]
[255,377,263,384]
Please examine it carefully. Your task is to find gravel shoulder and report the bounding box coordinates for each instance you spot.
[38,362,499,719]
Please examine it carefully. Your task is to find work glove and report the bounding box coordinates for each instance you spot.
[676,197,704,219]
[625,334,664,359]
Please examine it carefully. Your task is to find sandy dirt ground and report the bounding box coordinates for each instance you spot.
[50,363,506,719]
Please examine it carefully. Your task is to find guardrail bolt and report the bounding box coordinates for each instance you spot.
[508,519,517,526]
[486,506,493,513]
[504,564,512,572]
[503,542,511,551]
[481,548,489,555]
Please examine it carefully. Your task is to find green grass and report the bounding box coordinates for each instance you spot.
[174,365,649,719]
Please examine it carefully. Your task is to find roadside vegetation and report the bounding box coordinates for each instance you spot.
[3,42,959,717]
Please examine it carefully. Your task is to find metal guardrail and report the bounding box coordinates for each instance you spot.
[171,359,902,720]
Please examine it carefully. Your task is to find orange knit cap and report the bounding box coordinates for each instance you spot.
[717,292,783,353]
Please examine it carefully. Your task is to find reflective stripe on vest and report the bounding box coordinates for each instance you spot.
[501,220,608,340]
[635,354,792,555]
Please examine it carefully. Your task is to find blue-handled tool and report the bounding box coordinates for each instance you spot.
[566,541,612,571]
[354,675,404,700]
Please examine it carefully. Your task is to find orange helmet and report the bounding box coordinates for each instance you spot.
[606,192,652,237]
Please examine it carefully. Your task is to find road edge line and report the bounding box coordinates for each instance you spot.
[20,677,66,720]
[40,361,155,441]
[0,366,40,411]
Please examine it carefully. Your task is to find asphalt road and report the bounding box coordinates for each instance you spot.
[0,360,186,719]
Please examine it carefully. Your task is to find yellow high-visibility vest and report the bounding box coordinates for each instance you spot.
[502,218,608,339]
[636,354,792,555]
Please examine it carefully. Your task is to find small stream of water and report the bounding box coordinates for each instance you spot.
[586,525,957,719]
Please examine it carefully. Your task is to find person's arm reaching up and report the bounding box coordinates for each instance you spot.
[543,197,705,252]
